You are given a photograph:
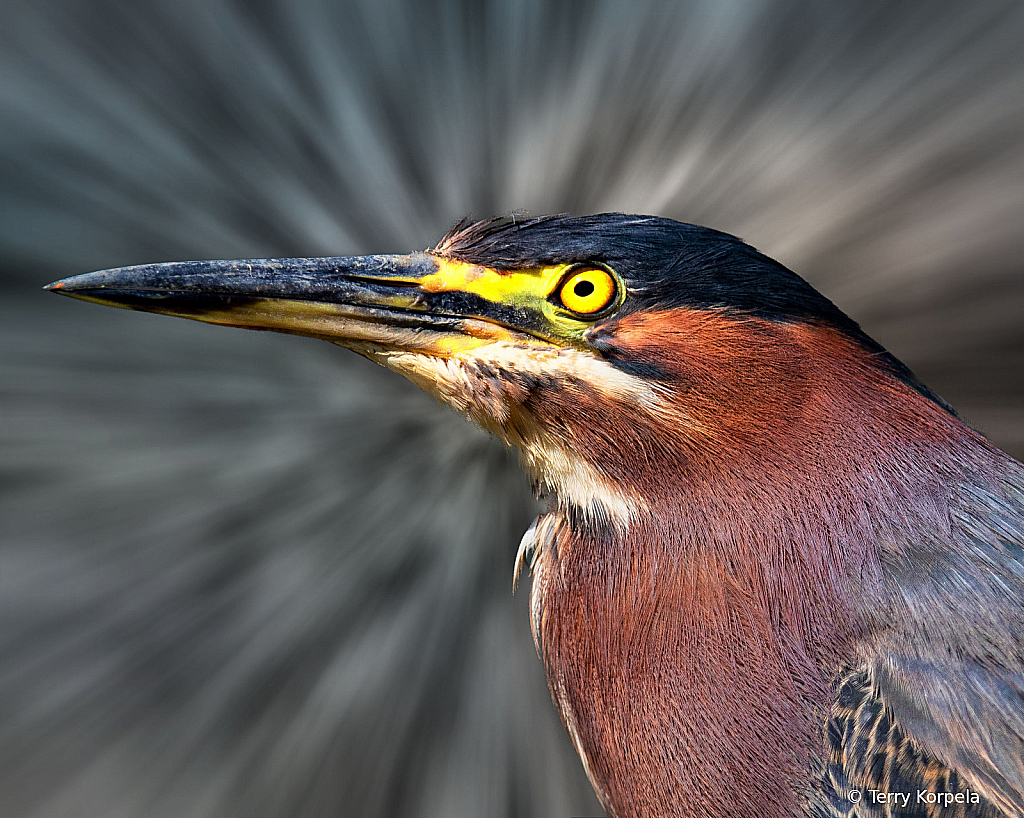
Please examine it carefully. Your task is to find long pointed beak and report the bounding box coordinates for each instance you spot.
[44,254,531,356]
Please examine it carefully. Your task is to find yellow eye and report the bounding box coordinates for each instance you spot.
[558,267,618,315]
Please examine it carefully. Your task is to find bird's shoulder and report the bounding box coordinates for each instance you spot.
[813,460,1024,818]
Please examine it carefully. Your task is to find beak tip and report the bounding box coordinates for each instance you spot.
[45,273,102,295]
[43,280,72,295]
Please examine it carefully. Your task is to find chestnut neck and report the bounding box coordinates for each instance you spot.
[534,323,980,818]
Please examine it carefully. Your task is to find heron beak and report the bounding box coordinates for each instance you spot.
[44,254,538,358]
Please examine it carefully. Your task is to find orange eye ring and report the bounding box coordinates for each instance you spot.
[557,266,618,316]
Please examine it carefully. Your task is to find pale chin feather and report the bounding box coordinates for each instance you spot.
[371,342,645,529]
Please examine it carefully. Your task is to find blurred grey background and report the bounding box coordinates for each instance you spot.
[2,1,1023,816]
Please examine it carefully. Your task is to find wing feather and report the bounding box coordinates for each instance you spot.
[840,468,1024,818]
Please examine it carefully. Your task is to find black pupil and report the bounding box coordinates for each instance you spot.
[573,279,596,298]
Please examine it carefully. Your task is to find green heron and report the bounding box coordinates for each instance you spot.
[47,214,1024,818]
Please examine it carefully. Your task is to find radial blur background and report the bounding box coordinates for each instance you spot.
[2,1,1023,816]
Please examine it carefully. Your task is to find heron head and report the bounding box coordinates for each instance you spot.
[47,213,945,524]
